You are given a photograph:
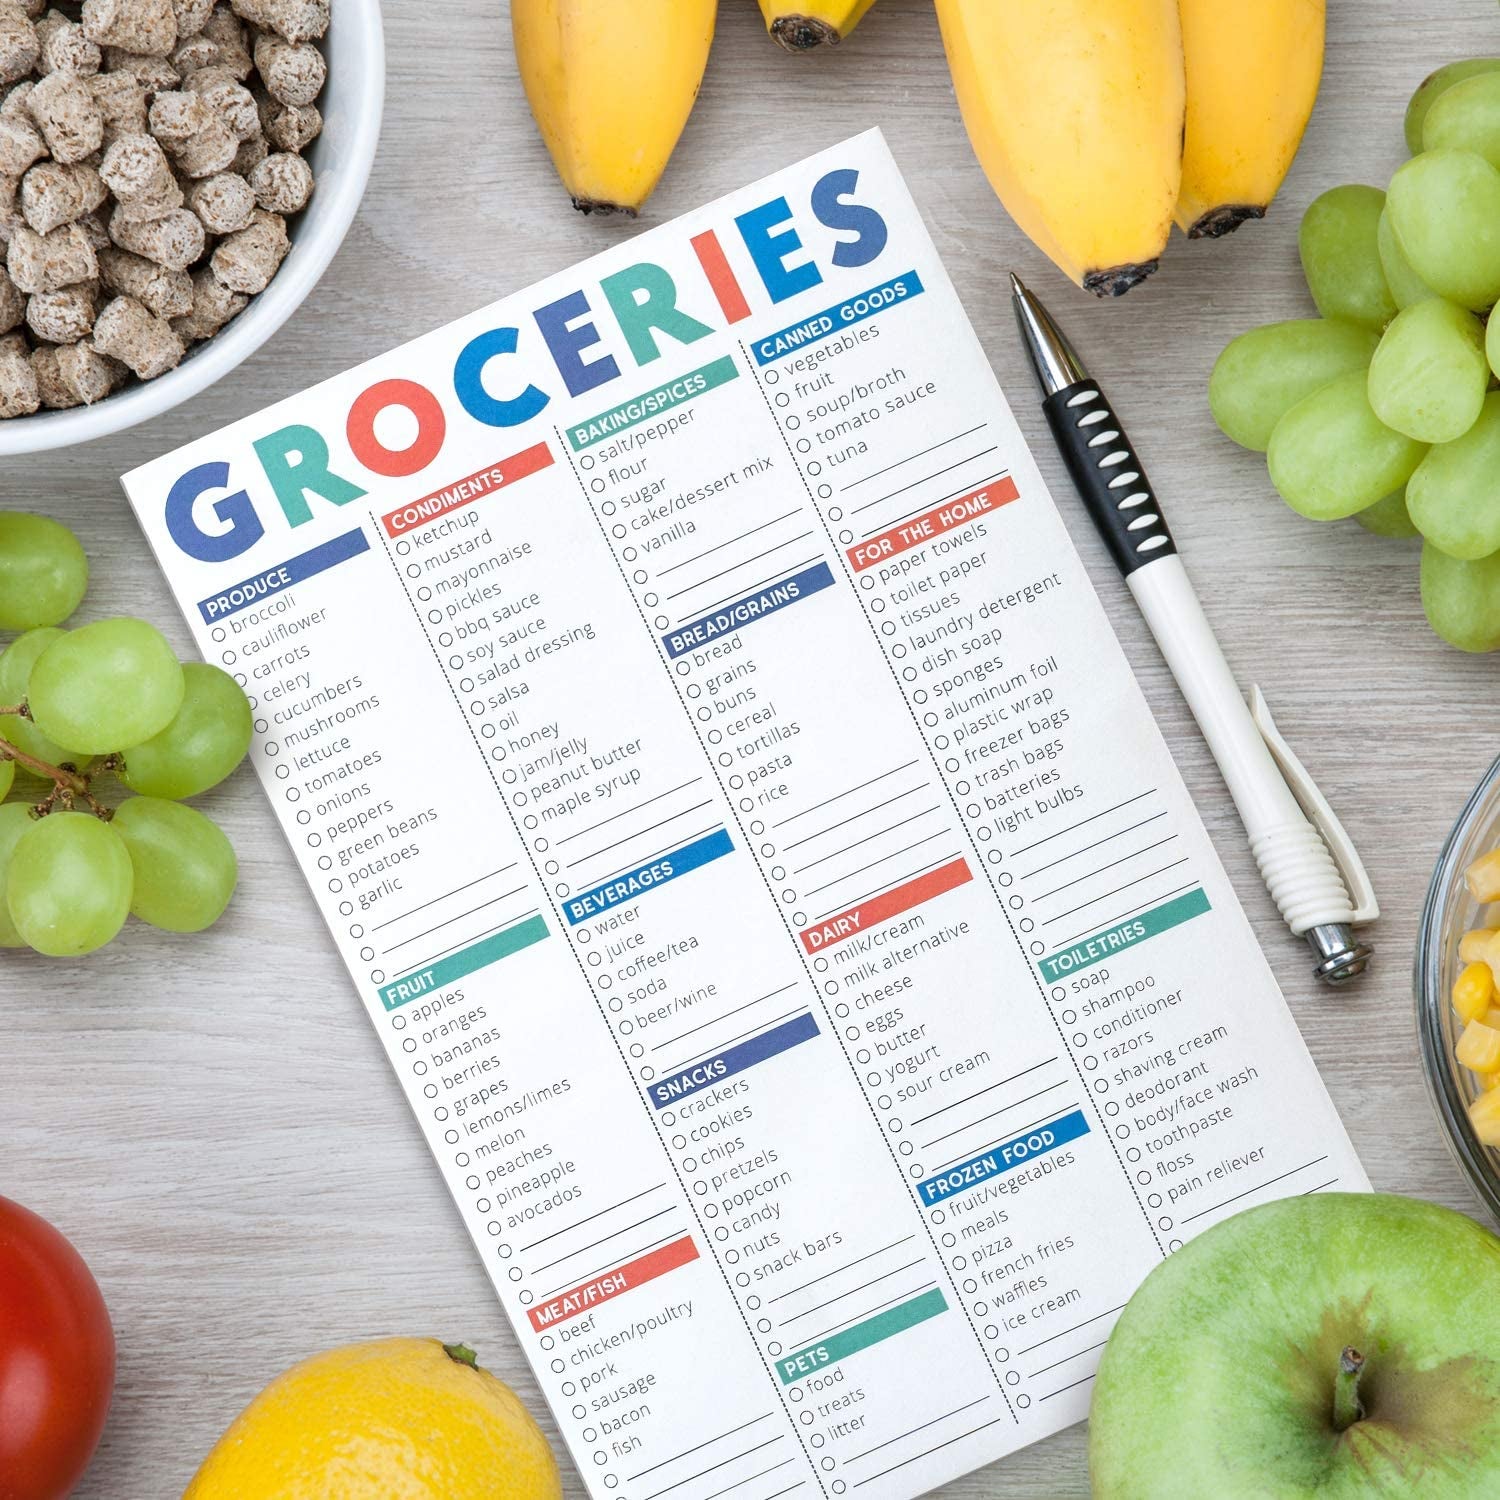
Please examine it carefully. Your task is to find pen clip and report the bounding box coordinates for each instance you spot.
[1249,687,1379,925]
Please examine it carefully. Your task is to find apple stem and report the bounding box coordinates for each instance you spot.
[1333,1346,1365,1432]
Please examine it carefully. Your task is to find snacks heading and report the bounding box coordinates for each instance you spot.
[162,165,890,564]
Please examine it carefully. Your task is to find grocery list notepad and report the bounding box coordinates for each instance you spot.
[123,131,1365,1498]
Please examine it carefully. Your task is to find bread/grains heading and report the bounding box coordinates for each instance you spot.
[0,0,327,418]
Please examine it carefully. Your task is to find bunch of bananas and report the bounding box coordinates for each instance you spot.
[511,0,1325,299]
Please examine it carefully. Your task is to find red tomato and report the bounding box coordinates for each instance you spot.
[0,1197,114,1500]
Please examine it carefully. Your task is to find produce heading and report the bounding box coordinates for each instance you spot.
[157,164,892,565]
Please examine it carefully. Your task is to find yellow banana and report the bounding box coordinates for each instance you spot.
[757,0,879,51]
[934,0,1184,297]
[1176,0,1325,237]
[513,0,716,215]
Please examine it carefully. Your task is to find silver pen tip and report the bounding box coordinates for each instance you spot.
[1009,271,1027,299]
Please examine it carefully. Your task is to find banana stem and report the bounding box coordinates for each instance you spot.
[1333,1347,1365,1432]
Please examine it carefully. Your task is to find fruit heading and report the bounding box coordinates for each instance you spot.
[155,165,892,565]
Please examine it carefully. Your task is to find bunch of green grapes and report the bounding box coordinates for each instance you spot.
[1209,57,1500,653]
[0,512,251,957]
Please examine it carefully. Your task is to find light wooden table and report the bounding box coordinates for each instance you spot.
[5,2,1498,1494]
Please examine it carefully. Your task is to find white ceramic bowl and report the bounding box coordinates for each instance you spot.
[0,0,385,457]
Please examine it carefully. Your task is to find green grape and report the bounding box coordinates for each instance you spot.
[27,618,184,755]
[1377,209,1435,309]
[1298,185,1398,331]
[0,801,35,946]
[1386,150,1500,311]
[1267,369,1428,520]
[1209,319,1379,452]
[1406,391,1500,558]
[1421,542,1500,651]
[1367,298,1488,443]
[1355,488,1420,539]
[111,796,236,933]
[118,663,252,800]
[1423,70,1500,168]
[0,628,90,773]
[1486,299,1500,380]
[0,512,88,632]
[5,810,132,956]
[1407,58,1500,154]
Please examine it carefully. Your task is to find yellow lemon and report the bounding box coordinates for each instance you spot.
[183,1337,563,1500]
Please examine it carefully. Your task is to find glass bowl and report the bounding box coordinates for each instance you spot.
[1417,751,1500,1222]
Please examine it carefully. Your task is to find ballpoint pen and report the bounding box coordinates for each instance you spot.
[1010,273,1378,986]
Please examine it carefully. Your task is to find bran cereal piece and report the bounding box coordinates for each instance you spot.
[246,149,307,213]
[56,333,123,400]
[73,207,108,248]
[100,48,179,91]
[26,281,94,340]
[36,10,101,76]
[170,261,242,338]
[185,167,250,231]
[6,220,95,291]
[257,92,316,151]
[98,243,191,316]
[0,6,37,86]
[99,130,179,212]
[81,0,177,58]
[208,204,282,291]
[228,127,263,174]
[31,341,78,407]
[92,291,181,375]
[26,69,104,161]
[251,32,320,106]
[173,0,214,39]
[20,159,107,232]
[0,77,33,118]
[0,261,21,330]
[185,65,255,137]
[107,201,202,268]
[197,5,250,78]
[150,89,235,176]
[230,0,325,44]
[0,327,38,412]
[0,111,43,172]
[88,69,148,140]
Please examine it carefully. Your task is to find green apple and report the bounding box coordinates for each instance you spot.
[1090,1194,1500,1497]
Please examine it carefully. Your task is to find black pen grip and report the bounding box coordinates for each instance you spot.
[1042,380,1176,577]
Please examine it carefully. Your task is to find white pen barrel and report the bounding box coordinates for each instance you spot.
[1126,555,1356,935]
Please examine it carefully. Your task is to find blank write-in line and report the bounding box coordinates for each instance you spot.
[851,1417,1011,1488]
[1009,790,1155,858]
[1040,858,1191,927]
[381,884,529,956]
[528,1207,676,1278]
[840,424,987,493]
[801,830,948,900]
[401,908,539,974]
[625,1414,775,1483]
[638,1436,785,1500]
[782,784,925,854]
[697,1458,798,1500]
[1050,883,1199,952]
[772,760,921,830]
[651,982,801,1053]
[1179,1156,1329,1225]
[1029,835,1180,904]
[848,447,999,517]
[565,800,716,870]
[655,508,804,577]
[1015,1303,1127,1358]
[555,777,703,846]
[585,826,723,893]
[776,1258,928,1328]
[517,1182,668,1254]
[907,1058,1057,1130]
[796,1282,938,1350]
[662,1008,810,1080]
[663,531,816,603]
[677,555,825,625]
[767,1235,917,1305]
[1026,1338,1109,1382]
[1019,811,1169,881]
[919,1081,1070,1155]
[924,1102,1077,1176]
[861,469,1010,541]
[790,804,943,875]
[842,1395,991,1466]
[808,851,962,925]
[1038,1373,1096,1403]
[370,862,518,933]
[538,1230,685,1303]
